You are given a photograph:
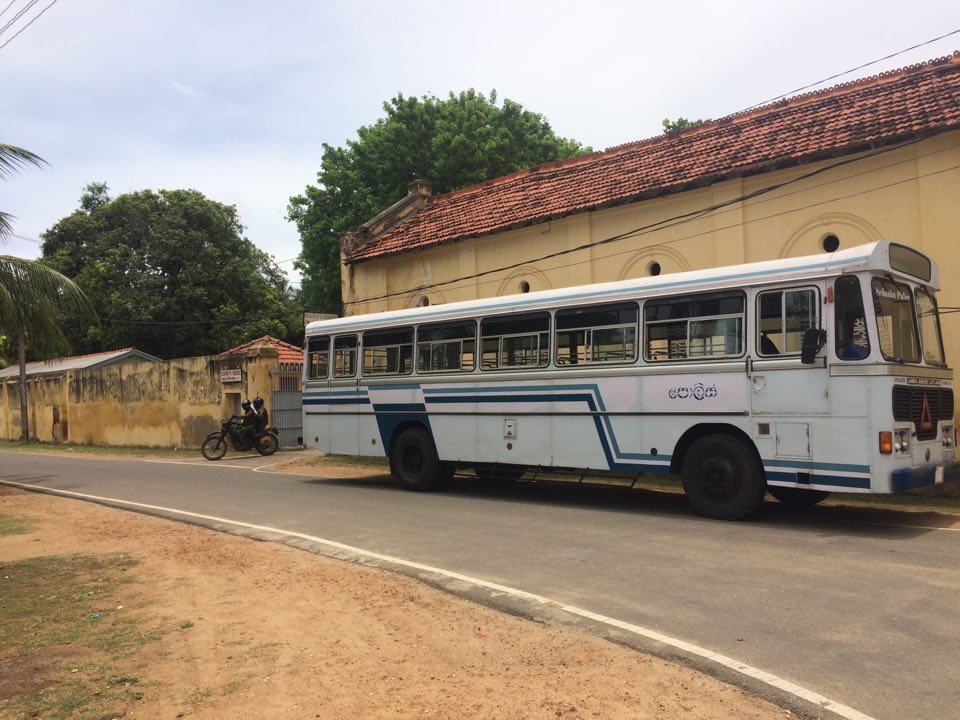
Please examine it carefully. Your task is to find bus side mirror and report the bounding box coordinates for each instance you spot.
[801,328,826,365]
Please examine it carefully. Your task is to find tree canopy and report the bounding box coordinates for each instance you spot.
[289,89,588,310]
[42,184,301,360]
[662,117,708,133]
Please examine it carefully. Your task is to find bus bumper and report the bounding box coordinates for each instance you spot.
[890,461,960,492]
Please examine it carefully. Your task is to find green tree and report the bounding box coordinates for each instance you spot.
[1,144,96,441]
[42,185,301,360]
[289,89,588,311]
[662,117,707,133]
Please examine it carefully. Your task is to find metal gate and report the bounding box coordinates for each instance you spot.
[271,367,303,448]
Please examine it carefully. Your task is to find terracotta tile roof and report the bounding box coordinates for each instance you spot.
[221,336,303,365]
[347,52,960,264]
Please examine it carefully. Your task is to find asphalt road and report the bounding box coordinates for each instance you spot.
[1,451,958,720]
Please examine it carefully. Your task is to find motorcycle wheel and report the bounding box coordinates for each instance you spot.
[201,434,228,461]
[255,433,279,456]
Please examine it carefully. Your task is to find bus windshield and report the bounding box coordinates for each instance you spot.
[871,277,920,363]
[915,287,945,366]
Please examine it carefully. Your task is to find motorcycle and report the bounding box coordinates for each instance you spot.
[201,416,279,460]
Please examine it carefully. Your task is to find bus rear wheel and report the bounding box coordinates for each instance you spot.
[768,486,830,507]
[681,435,765,520]
[391,427,452,491]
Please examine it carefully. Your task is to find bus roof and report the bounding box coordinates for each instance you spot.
[308,241,938,334]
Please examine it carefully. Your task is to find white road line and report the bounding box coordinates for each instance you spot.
[0,478,876,720]
[145,458,259,468]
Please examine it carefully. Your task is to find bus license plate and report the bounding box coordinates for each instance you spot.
[935,465,945,485]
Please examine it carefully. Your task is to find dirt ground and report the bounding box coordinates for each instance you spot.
[0,485,792,720]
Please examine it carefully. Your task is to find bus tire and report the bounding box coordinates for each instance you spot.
[391,427,451,491]
[768,486,830,507]
[681,434,765,520]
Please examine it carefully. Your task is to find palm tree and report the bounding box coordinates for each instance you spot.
[1,144,95,441]
[0,143,45,241]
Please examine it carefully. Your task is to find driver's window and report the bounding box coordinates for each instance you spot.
[757,288,819,356]
[835,276,870,360]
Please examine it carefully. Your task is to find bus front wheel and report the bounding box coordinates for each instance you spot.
[681,435,765,520]
[391,427,452,491]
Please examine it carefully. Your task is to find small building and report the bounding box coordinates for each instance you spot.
[219,336,304,447]
[0,348,161,442]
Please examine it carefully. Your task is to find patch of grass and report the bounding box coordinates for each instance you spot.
[0,553,165,719]
[0,514,37,535]
[221,679,243,696]
[0,439,196,458]
[184,686,212,705]
[300,452,390,470]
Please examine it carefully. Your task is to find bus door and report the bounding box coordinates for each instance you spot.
[751,286,829,459]
[328,334,362,455]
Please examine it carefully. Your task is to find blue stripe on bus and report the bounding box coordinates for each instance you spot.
[765,470,871,489]
[303,397,371,406]
[304,390,369,398]
[370,402,431,452]
[763,459,870,473]
[372,403,428,412]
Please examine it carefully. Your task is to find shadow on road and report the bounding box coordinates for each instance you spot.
[299,473,953,539]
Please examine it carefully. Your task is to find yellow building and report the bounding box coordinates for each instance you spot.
[340,52,960,365]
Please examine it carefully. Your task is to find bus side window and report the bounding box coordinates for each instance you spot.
[834,276,870,360]
[363,327,414,376]
[644,292,744,361]
[333,335,358,378]
[555,302,638,365]
[417,321,477,373]
[757,288,819,356]
[307,336,330,379]
[480,312,550,369]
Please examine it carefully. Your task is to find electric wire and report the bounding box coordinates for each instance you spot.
[0,0,38,37]
[0,0,57,50]
[352,160,960,307]
[0,1,18,22]
[419,163,959,304]
[739,28,960,114]
[343,130,953,306]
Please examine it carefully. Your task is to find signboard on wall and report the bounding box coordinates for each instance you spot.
[220,369,242,383]
[304,312,337,326]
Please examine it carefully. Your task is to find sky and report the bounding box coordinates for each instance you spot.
[1,0,959,289]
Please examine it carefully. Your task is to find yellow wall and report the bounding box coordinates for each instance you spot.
[344,130,960,366]
[0,347,286,448]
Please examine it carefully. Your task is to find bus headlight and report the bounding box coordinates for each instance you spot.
[944,427,955,448]
[898,430,910,453]
[889,429,910,454]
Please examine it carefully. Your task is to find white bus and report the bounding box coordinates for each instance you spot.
[302,241,956,519]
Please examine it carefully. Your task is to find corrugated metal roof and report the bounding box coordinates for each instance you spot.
[0,348,161,379]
